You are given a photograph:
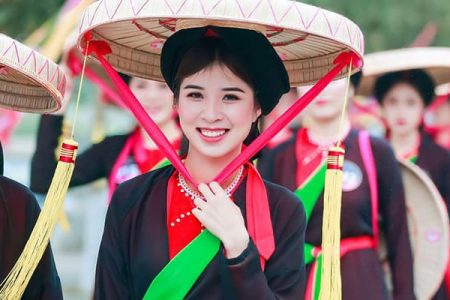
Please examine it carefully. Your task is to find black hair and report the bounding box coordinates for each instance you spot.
[173,36,261,146]
[374,69,435,105]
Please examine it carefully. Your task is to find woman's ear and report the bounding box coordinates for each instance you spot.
[253,106,262,123]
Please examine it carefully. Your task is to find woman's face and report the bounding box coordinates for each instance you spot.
[300,79,352,122]
[129,77,174,125]
[381,82,424,136]
[176,63,261,160]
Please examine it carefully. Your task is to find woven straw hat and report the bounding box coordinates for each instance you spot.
[381,160,449,299]
[77,0,364,87]
[359,47,450,96]
[0,33,66,113]
[436,83,450,96]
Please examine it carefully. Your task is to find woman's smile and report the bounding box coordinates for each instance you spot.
[197,127,229,141]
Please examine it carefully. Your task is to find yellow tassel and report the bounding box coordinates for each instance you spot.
[56,120,73,232]
[319,146,345,300]
[0,139,78,299]
[318,60,353,300]
[0,39,89,299]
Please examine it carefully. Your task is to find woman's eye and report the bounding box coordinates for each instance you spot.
[223,94,239,101]
[187,92,203,99]
[406,98,419,107]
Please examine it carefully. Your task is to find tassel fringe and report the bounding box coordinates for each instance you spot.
[0,139,78,299]
[319,146,345,300]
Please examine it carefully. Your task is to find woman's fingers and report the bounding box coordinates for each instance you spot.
[192,207,219,233]
[193,197,208,211]
[198,183,216,200]
[208,182,227,197]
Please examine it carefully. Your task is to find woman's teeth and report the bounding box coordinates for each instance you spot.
[200,129,226,138]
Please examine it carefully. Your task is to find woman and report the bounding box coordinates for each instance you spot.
[31,74,182,199]
[0,143,62,299]
[375,69,450,299]
[0,33,63,299]
[376,70,450,210]
[259,77,415,300]
[94,27,306,299]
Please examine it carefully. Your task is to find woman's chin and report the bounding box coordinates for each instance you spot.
[189,142,239,161]
[309,111,341,123]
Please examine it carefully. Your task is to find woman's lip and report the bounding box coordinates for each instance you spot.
[197,128,229,143]
[396,119,407,125]
[315,99,329,106]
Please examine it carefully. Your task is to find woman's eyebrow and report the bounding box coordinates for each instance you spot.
[183,84,204,90]
[222,87,245,93]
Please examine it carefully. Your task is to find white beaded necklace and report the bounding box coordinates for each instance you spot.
[170,166,245,228]
[177,165,244,200]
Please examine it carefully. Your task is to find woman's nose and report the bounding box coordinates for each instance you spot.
[201,97,223,121]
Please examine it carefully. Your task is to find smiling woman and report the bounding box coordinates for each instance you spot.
[94,25,307,300]
[74,0,365,299]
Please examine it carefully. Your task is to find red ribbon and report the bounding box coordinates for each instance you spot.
[82,32,360,186]
[81,32,360,262]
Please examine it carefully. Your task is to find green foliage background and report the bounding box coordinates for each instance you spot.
[0,0,449,53]
[303,0,450,52]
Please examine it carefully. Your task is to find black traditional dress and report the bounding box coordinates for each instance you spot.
[0,175,62,299]
[94,165,306,299]
[258,128,415,300]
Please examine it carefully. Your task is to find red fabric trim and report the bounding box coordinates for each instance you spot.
[107,128,139,201]
[295,128,327,188]
[305,236,376,300]
[358,131,379,249]
[246,164,274,270]
[167,172,202,259]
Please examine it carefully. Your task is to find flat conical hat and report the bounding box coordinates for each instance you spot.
[359,47,450,96]
[381,160,449,300]
[77,0,364,86]
[436,83,450,96]
[0,33,66,113]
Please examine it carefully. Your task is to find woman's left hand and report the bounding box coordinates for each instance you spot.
[192,182,249,259]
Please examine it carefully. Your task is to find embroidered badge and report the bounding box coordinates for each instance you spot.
[342,160,363,192]
[115,158,141,184]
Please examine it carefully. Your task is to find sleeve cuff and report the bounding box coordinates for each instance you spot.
[225,239,261,273]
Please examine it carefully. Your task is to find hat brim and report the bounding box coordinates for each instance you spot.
[399,160,449,299]
[436,83,450,96]
[77,0,364,87]
[0,34,66,113]
[358,47,450,96]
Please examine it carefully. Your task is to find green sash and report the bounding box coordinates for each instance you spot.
[143,230,220,300]
[408,155,418,164]
[294,163,327,222]
[151,159,172,171]
[295,163,327,300]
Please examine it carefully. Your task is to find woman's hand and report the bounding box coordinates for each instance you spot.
[192,182,249,259]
